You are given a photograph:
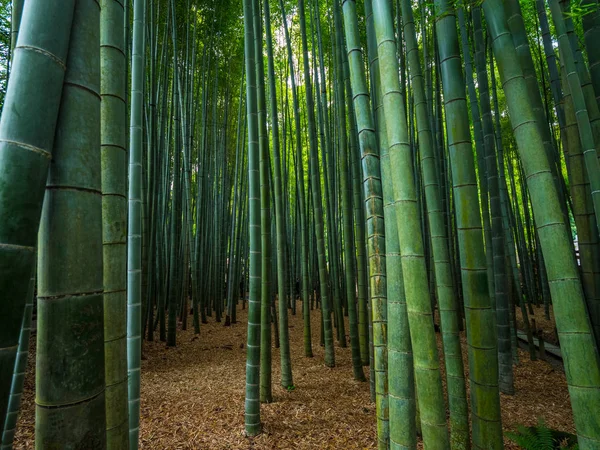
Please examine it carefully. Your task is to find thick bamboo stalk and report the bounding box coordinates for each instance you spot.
[402,0,469,445]
[243,0,262,436]
[0,0,74,427]
[101,0,129,446]
[343,1,392,446]
[36,1,106,446]
[372,1,450,447]
[127,0,146,447]
[435,0,503,446]
[482,0,600,446]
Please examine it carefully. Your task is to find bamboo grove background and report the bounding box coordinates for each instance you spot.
[0,0,600,448]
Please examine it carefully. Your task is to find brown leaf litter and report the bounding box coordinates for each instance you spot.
[13,303,574,449]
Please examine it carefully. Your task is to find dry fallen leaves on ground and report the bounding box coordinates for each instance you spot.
[14,303,574,449]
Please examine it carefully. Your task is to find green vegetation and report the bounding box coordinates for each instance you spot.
[0,0,599,448]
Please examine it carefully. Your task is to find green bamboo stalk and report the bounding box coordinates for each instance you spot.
[490,48,536,361]
[401,0,469,445]
[457,6,495,312]
[343,0,391,446]
[482,0,600,447]
[298,0,335,368]
[560,58,600,355]
[144,0,157,341]
[264,0,293,389]
[372,1,450,447]
[9,0,23,54]
[369,2,417,446]
[581,0,600,107]
[127,0,146,447]
[101,0,129,446]
[549,0,600,344]
[278,0,312,358]
[344,48,370,366]
[378,81,416,450]
[226,67,246,327]
[1,267,34,449]
[167,0,181,346]
[332,0,365,381]
[560,0,600,169]
[0,0,74,428]
[505,0,566,213]
[243,0,262,435]
[316,0,346,348]
[253,0,273,405]
[536,0,566,129]
[435,0,503,446]
[472,6,514,395]
[36,1,106,447]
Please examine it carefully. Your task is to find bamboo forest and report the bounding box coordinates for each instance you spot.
[2,0,600,448]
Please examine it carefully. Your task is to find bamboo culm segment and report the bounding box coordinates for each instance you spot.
[36,1,106,447]
[332,0,365,382]
[401,0,470,445]
[483,0,600,447]
[0,0,75,429]
[101,0,129,447]
[365,0,416,444]
[264,0,293,390]
[253,0,273,405]
[243,0,262,436]
[435,0,504,446]
[127,0,146,448]
[472,6,514,396]
[372,1,450,447]
[548,0,600,344]
[278,0,312,359]
[1,268,34,449]
[344,0,390,446]
[298,0,335,368]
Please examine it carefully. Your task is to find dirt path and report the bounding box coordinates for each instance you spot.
[14,303,574,449]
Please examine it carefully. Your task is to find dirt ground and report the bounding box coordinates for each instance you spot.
[13,303,574,449]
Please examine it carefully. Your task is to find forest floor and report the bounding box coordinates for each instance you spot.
[14,302,574,449]
[515,303,559,346]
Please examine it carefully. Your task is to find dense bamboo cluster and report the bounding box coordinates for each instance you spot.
[1,0,600,449]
